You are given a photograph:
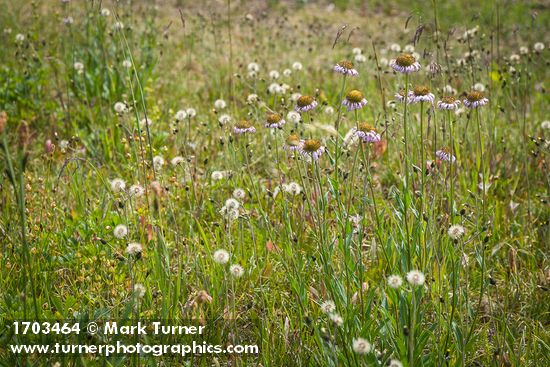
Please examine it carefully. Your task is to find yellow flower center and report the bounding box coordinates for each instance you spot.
[358,122,376,133]
[396,53,416,67]
[346,90,364,103]
[338,60,354,69]
[413,86,430,96]
[441,96,456,104]
[235,120,253,129]
[466,91,484,102]
[302,139,321,152]
[286,134,301,146]
[267,113,282,124]
[297,95,314,107]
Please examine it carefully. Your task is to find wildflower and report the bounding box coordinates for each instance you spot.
[283,134,303,151]
[218,114,232,125]
[342,90,368,111]
[100,8,110,17]
[300,139,325,161]
[269,70,280,79]
[122,60,132,69]
[153,156,165,170]
[265,113,286,129]
[436,148,456,163]
[295,95,317,113]
[247,94,258,104]
[352,338,372,354]
[355,123,381,143]
[110,178,126,193]
[389,360,404,367]
[290,93,301,102]
[126,243,143,256]
[324,106,335,115]
[113,224,128,239]
[473,83,486,92]
[268,83,284,95]
[139,118,153,127]
[129,184,145,197]
[213,249,230,264]
[133,283,146,298]
[463,91,489,108]
[282,182,302,196]
[233,188,246,199]
[519,46,529,55]
[286,111,301,124]
[214,99,227,110]
[387,275,403,289]
[437,96,461,110]
[406,270,425,286]
[533,42,545,52]
[73,62,84,74]
[186,108,196,118]
[408,86,435,104]
[320,300,336,314]
[292,61,303,71]
[329,313,344,327]
[229,264,244,277]
[171,156,185,166]
[352,47,362,55]
[211,171,225,181]
[114,102,127,113]
[175,110,187,121]
[333,60,358,76]
[233,120,256,134]
[394,90,409,103]
[448,224,465,240]
[247,62,260,73]
[443,85,457,95]
[355,54,367,63]
[390,43,401,52]
[390,53,421,73]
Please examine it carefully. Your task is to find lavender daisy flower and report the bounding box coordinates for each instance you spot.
[283,134,303,151]
[463,91,489,108]
[265,113,286,129]
[342,90,368,111]
[436,147,456,163]
[408,86,435,104]
[394,89,409,103]
[356,122,381,143]
[389,53,421,74]
[333,59,359,76]
[233,120,256,134]
[295,95,318,113]
[437,96,461,110]
[300,139,325,161]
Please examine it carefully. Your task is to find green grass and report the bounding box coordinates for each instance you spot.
[0,0,549,366]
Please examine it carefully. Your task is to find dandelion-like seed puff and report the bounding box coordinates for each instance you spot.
[389,53,421,74]
[342,90,368,111]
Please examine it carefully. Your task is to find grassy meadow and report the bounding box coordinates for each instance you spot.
[0,0,549,366]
